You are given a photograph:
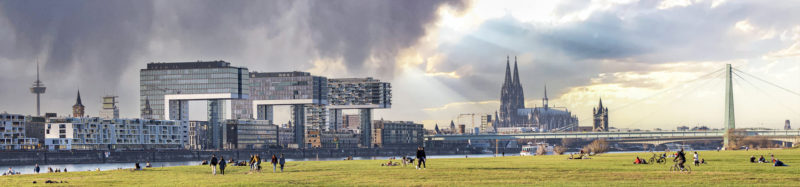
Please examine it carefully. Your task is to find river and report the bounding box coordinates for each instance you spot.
[1,153,523,175]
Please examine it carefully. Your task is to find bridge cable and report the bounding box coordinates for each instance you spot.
[613,67,725,113]
[733,68,800,98]
[625,70,725,128]
[732,71,800,117]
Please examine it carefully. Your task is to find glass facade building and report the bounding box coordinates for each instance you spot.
[139,61,249,120]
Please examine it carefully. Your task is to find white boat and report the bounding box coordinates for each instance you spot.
[520,143,553,156]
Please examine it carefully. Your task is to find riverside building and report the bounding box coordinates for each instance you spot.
[0,113,39,150]
[44,117,188,150]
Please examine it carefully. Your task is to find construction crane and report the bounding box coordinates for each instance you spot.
[456,113,477,130]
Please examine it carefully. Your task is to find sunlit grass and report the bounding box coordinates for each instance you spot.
[1,149,798,186]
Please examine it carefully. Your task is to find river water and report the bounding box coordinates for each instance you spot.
[1,153,522,175]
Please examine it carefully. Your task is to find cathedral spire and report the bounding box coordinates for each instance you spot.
[543,84,549,109]
[503,56,512,87]
[598,97,603,109]
[74,90,83,106]
[513,56,525,109]
[513,56,520,87]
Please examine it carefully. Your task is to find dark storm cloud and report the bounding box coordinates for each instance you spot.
[0,0,467,116]
[307,0,467,76]
[0,0,154,79]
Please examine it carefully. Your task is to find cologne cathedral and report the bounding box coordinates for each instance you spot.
[496,56,578,131]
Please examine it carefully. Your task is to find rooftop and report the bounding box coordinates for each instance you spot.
[144,61,237,70]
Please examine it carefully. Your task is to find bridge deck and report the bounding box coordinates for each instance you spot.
[425,130,800,141]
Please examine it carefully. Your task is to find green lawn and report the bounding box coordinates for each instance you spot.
[2,149,799,186]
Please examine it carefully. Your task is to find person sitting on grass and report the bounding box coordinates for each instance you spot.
[701,158,706,164]
[634,157,641,164]
[774,159,788,167]
[758,155,767,163]
[750,155,756,163]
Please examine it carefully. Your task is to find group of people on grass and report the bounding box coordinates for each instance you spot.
[9,164,71,175]
[749,154,788,166]
[568,150,592,160]
[207,153,287,175]
[633,149,706,169]
[382,146,427,170]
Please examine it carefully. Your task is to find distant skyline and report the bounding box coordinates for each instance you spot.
[1,0,799,130]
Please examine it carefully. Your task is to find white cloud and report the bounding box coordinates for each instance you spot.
[658,0,694,9]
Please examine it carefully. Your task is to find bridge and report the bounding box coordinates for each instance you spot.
[425,130,800,146]
[425,64,800,148]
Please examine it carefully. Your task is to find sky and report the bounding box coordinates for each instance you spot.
[1,0,799,130]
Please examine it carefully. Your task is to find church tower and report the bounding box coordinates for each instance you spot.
[593,98,608,131]
[72,90,85,117]
[499,56,514,127]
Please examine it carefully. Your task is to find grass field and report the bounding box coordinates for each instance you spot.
[1,149,798,186]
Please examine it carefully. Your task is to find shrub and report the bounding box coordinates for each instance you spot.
[583,139,609,154]
[553,145,567,155]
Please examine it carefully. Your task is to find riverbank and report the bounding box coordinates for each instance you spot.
[0,147,490,166]
[2,149,798,186]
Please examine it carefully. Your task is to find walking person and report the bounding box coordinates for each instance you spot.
[210,154,218,175]
[218,156,226,175]
[416,146,427,170]
[256,154,262,171]
[34,164,40,174]
[271,154,278,172]
[279,154,286,172]
[693,152,700,166]
[249,155,256,171]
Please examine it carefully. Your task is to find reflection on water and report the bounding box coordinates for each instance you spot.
[1,154,521,175]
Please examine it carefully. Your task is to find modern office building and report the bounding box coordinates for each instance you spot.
[140,61,249,149]
[140,61,250,120]
[480,114,493,133]
[371,120,423,148]
[328,78,391,148]
[222,119,278,149]
[44,117,188,150]
[99,96,120,119]
[342,114,360,130]
[319,131,360,149]
[188,121,210,150]
[25,116,46,147]
[0,113,39,150]
[232,71,328,148]
[277,126,295,148]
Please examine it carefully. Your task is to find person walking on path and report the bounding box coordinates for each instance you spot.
[279,154,286,172]
[210,154,218,175]
[34,164,40,174]
[218,156,227,175]
[416,146,427,169]
[271,154,278,172]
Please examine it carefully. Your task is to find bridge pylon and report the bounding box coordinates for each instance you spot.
[724,64,736,149]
